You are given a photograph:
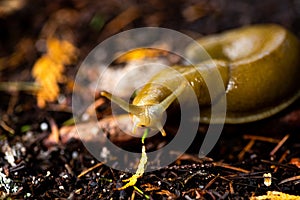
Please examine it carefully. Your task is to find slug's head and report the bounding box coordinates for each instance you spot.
[101,82,186,136]
[100,91,167,136]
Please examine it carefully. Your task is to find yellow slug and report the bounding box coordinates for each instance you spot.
[101,24,300,136]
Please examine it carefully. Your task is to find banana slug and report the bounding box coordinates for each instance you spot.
[101,24,300,136]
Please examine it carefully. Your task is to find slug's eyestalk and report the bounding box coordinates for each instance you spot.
[100,82,186,136]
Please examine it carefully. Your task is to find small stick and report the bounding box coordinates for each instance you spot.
[273,150,290,173]
[279,175,300,185]
[85,98,106,116]
[215,162,250,173]
[77,162,104,178]
[0,120,15,135]
[270,134,289,156]
[131,189,136,200]
[0,82,40,92]
[47,117,60,144]
[243,135,280,143]
[204,174,219,190]
[260,159,297,170]
[229,181,234,194]
[7,92,18,115]
[238,139,255,161]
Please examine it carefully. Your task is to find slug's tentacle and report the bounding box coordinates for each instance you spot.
[101,82,187,136]
[159,81,187,112]
[100,91,143,114]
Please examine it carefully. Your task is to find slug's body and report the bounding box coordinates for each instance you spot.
[101,24,300,136]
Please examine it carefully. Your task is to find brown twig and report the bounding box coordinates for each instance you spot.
[273,149,290,173]
[270,134,290,156]
[279,175,300,185]
[77,162,104,178]
[44,117,60,146]
[98,6,141,41]
[214,162,250,174]
[238,139,255,161]
[229,181,234,194]
[85,98,106,117]
[0,120,15,134]
[243,135,280,143]
[204,174,219,190]
[7,92,18,115]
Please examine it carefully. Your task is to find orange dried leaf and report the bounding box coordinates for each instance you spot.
[32,38,77,108]
[290,158,300,168]
[115,48,168,64]
[47,38,77,64]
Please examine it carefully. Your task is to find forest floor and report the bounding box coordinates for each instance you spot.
[0,0,300,199]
